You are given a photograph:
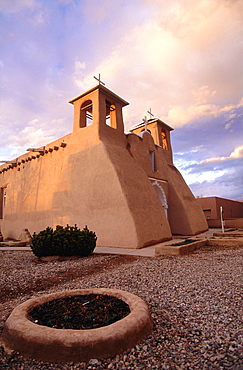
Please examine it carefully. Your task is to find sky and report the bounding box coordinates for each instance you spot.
[0,0,242,201]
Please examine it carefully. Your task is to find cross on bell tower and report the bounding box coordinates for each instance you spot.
[93,73,105,86]
[147,108,154,120]
[142,116,148,131]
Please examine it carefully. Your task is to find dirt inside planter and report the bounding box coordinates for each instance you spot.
[174,239,196,246]
[28,294,130,330]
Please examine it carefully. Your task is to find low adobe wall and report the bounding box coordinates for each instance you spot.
[155,239,206,256]
[207,238,243,246]
[155,238,243,256]
[213,231,243,238]
[207,218,243,228]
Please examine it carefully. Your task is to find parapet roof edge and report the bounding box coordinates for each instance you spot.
[69,84,129,106]
[130,118,174,132]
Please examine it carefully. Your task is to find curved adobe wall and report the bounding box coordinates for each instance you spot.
[167,165,208,235]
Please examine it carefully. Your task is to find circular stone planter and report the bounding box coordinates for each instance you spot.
[2,288,153,364]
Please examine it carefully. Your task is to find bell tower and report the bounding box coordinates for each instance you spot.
[69,83,129,142]
[129,118,174,163]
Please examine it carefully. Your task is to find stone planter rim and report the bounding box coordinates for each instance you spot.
[2,288,153,363]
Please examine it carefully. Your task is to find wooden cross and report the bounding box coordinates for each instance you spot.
[142,116,148,131]
[147,108,154,120]
[93,73,105,86]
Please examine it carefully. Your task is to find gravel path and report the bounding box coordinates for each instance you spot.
[0,245,242,369]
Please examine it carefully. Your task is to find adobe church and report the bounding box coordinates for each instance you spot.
[0,82,208,248]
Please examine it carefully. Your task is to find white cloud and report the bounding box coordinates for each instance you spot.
[184,169,228,185]
[166,99,243,126]
[193,86,217,105]
[230,146,243,159]
[73,0,243,128]
[201,145,243,164]
[0,119,66,161]
[225,122,232,131]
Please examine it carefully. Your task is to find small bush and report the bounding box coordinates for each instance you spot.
[31,225,97,257]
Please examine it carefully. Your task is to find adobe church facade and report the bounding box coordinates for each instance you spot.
[0,83,208,248]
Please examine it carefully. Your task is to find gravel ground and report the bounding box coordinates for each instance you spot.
[0,245,243,370]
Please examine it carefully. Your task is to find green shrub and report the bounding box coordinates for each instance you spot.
[31,225,97,257]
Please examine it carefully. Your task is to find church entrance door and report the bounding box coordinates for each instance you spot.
[152,182,168,218]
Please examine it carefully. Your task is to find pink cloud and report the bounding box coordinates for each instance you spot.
[201,145,243,164]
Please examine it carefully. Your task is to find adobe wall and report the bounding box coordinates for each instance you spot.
[207,218,243,228]
[126,132,172,180]
[197,197,243,219]
[166,165,208,235]
[103,142,172,247]
[126,132,208,236]
[196,197,218,219]
[0,125,172,248]
[215,197,243,218]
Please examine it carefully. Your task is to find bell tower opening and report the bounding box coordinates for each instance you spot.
[161,130,168,150]
[105,100,117,128]
[80,100,93,127]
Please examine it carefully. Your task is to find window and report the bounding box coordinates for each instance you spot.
[105,100,117,128]
[204,209,211,219]
[0,187,6,219]
[149,150,156,172]
[80,100,93,127]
